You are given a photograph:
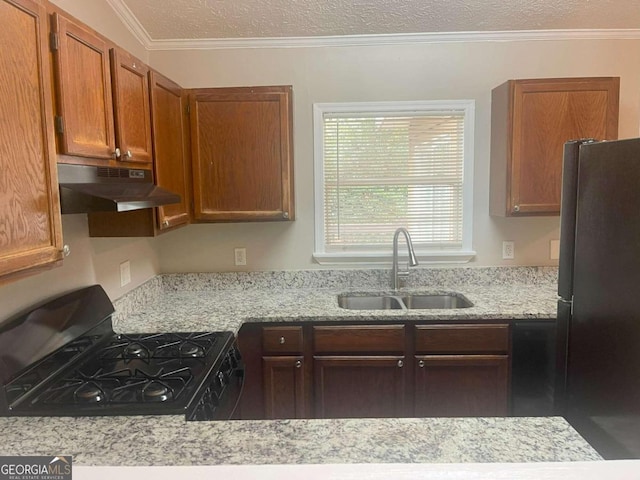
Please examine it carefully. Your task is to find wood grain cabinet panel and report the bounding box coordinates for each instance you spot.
[51,12,115,160]
[52,12,154,167]
[0,0,63,280]
[189,86,295,222]
[263,355,307,419]
[313,325,405,353]
[314,356,406,418]
[263,326,304,354]
[414,355,509,417]
[110,48,153,165]
[415,324,509,354]
[490,77,619,216]
[87,70,191,237]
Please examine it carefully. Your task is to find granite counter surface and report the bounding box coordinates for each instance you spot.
[1,268,593,467]
[0,416,600,465]
[113,267,558,334]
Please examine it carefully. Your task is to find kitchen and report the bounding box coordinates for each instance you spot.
[1,0,640,478]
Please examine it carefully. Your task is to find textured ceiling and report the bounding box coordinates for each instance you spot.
[115,0,640,40]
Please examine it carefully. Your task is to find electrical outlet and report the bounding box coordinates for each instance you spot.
[120,260,131,287]
[502,241,515,260]
[234,247,247,266]
[550,239,560,260]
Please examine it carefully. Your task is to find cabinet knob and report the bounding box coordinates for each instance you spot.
[123,150,132,159]
[113,147,121,158]
[513,205,520,212]
[279,336,286,344]
[418,360,425,368]
[62,244,71,257]
[295,360,302,368]
[162,220,170,227]
[397,360,404,368]
[282,212,289,219]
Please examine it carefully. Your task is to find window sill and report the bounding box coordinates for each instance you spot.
[313,250,476,266]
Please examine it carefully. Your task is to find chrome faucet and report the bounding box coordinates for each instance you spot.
[391,227,419,291]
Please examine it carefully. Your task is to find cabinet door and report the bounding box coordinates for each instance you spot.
[0,0,63,279]
[51,12,115,160]
[189,86,295,222]
[314,356,406,418]
[414,355,509,417]
[149,70,190,230]
[110,48,152,164]
[490,77,619,216]
[263,356,307,419]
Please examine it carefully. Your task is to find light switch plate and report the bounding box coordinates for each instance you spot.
[120,260,131,287]
[234,248,247,266]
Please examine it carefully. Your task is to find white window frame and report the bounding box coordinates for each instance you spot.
[313,100,476,265]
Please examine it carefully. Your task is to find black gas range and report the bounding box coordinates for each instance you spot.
[0,286,243,421]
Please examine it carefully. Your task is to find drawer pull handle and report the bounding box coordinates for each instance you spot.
[295,360,302,368]
[279,337,286,344]
[418,360,425,368]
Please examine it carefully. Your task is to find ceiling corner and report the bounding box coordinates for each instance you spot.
[105,0,154,50]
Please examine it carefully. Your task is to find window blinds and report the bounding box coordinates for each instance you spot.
[322,112,465,251]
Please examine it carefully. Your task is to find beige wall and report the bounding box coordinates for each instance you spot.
[2,1,640,321]
[0,1,155,321]
[150,38,640,272]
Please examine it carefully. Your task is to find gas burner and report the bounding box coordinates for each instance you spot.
[74,382,105,403]
[179,342,204,357]
[142,381,172,402]
[124,342,148,358]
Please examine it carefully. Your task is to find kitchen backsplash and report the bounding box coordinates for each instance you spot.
[112,266,557,325]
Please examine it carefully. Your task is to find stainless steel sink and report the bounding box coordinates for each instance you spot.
[337,294,405,310]
[337,293,473,310]
[401,294,473,309]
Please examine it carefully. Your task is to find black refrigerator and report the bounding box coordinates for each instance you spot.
[557,137,640,459]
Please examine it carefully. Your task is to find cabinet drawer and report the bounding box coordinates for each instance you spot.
[415,324,509,354]
[313,325,405,353]
[262,326,303,353]
[263,326,303,354]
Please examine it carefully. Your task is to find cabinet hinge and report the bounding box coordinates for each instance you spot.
[50,32,59,51]
[54,116,64,134]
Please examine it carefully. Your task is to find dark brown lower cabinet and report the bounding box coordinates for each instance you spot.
[313,356,406,418]
[237,321,512,419]
[263,355,306,419]
[414,355,509,417]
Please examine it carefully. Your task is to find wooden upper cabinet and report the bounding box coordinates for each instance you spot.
[189,86,295,222]
[149,70,190,230]
[87,69,190,237]
[110,48,153,164]
[51,12,152,166]
[0,0,64,279]
[490,77,619,216]
[51,12,115,160]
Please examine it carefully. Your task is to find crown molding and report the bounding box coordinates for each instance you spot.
[105,0,154,49]
[143,29,640,50]
[104,1,640,51]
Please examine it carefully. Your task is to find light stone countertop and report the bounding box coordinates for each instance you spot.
[0,416,600,466]
[113,267,558,334]
[2,268,581,467]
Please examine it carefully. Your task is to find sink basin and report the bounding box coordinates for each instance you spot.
[402,294,473,309]
[337,293,473,310]
[337,295,405,310]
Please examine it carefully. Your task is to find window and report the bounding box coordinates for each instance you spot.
[313,101,475,264]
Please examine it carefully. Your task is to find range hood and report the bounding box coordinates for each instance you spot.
[58,163,181,214]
